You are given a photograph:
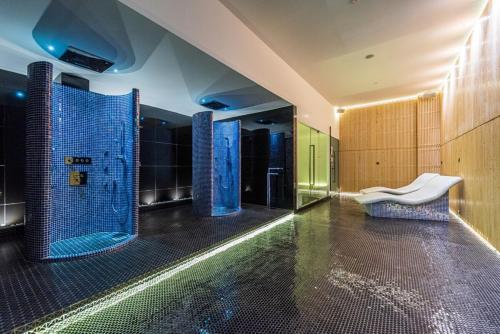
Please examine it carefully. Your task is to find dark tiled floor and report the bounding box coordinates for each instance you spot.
[24,197,500,334]
[0,204,290,334]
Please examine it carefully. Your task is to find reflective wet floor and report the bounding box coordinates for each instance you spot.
[0,204,290,334]
[23,198,500,334]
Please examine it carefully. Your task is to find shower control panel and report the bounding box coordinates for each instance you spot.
[65,156,92,165]
[69,171,88,186]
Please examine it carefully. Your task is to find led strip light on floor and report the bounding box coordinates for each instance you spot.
[337,192,362,198]
[450,210,499,256]
[23,213,294,334]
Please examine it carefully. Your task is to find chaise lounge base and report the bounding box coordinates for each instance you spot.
[363,192,449,222]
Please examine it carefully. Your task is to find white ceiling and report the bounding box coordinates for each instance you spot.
[0,0,290,118]
[220,0,488,106]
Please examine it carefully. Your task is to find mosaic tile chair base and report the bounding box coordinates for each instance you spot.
[355,176,462,222]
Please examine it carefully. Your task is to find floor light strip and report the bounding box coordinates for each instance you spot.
[25,213,295,334]
[338,192,362,198]
[450,210,499,255]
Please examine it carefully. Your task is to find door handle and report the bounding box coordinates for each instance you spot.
[309,145,312,186]
[312,145,315,186]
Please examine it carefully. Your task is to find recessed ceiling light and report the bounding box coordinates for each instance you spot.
[15,91,25,98]
[113,69,118,73]
[365,54,375,59]
[47,45,55,52]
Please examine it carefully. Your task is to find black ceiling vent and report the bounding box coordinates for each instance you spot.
[200,100,229,110]
[59,46,114,73]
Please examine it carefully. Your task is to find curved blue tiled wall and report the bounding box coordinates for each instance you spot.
[192,111,240,217]
[213,120,240,216]
[25,62,139,261]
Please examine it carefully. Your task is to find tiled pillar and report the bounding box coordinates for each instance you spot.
[131,88,140,235]
[192,111,214,216]
[25,62,53,261]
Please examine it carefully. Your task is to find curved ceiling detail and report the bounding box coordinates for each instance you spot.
[32,0,164,73]
[0,0,290,116]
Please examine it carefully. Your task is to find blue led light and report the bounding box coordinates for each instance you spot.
[15,91,25,98]
[201,98,206,103]
[113,69,119,73]
[47,45,55,52]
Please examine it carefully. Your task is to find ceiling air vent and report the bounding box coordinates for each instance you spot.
[200,100,230,110]
[59,46,114,73]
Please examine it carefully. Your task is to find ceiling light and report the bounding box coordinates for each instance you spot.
[15,91,25,98]
[365,54,375,59]
[47,45,55,52]
[113,69,118,73]
[342,94,420,110]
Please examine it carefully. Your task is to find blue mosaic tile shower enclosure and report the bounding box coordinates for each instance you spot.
[213,120,241,216]
[192,111,240,217]
[25,62,139,261]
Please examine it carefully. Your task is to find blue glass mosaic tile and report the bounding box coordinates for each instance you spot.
[192,111,241,217]
[25,62,139,261]
[213,120,240,216]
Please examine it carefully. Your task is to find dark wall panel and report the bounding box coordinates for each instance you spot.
[223,106,294,209]
[139,111,192,207]
[0,69,27,229]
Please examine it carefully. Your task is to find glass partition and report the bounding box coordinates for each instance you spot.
[296,122,329,209]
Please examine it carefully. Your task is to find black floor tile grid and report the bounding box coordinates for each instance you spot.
[0,204,290,334]
[290,199,500,334]
[29,197,500,334]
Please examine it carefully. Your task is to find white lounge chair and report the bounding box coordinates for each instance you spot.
[355,175,462,221]
[360,173,439,195]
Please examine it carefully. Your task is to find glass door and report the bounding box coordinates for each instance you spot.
[296,122,330,209]
[313,131,329,199]
[297,122,312,207]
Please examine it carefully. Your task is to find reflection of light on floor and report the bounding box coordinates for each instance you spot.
[27,213,294,333]
[450,210,499,255]
[338,192,362,198]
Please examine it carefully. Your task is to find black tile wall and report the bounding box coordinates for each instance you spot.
[156,166,176,189]
[223,106,294,209]
[139,166,155,190]
[0,69,27,229]
[139,114,192,207]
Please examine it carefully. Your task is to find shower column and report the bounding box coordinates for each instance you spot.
[192,110,241,217]
[25,61,53,260]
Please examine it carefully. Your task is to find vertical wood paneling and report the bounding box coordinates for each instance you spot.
[417,94,441,174]
[339,99,418,192]
[441,0,500,250]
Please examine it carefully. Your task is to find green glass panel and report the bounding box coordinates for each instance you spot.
[313,131,329,197]
[297,122,311,208]
[296,122,330,209]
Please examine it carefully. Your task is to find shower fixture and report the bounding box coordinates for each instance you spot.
[59,46,114,73]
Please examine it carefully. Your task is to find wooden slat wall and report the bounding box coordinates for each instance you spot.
[339,100,418,192]
[441,0,500,250]
[417,95,441,174]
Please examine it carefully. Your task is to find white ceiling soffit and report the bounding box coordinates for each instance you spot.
[220,0,488,106]
[0,0,289,117]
